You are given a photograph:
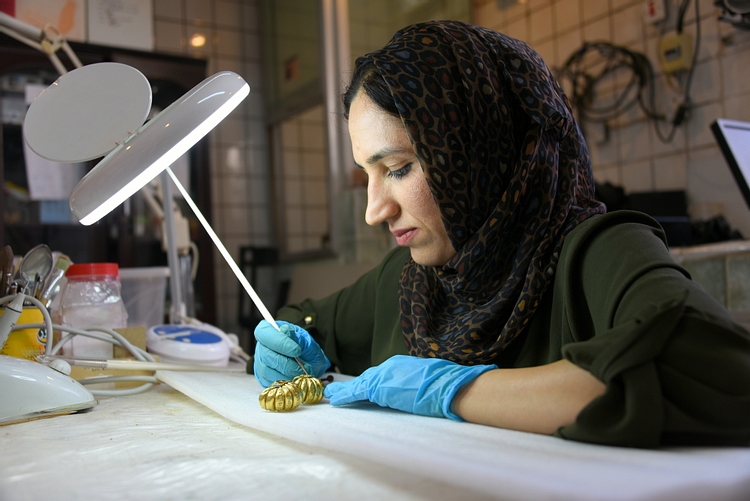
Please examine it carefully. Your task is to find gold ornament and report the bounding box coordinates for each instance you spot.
[293,374,324,404]
[258,380,302,412]
[258,356,327,412]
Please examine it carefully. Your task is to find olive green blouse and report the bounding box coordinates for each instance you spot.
[276,211,750,448]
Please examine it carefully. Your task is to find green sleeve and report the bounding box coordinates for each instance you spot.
[275,247,411,376]
[552,211,750,447]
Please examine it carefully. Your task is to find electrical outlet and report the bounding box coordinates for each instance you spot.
[659,31,694,73]
[644,0,666,24]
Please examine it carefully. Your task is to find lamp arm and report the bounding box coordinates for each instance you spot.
[165,168,281,332]
[161,170,185,323]
[0,12,42,40]
[0,23,44,52]
[139,185,166,219]
[40,24,82,68]
[0,12,81,74]
[61,40,82,68]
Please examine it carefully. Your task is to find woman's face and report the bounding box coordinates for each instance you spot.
[348,92,456,267]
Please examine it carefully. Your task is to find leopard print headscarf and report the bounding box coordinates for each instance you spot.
[363,21,605,365]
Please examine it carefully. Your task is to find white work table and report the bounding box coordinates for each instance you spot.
[0,382,481,501]
[2,371,750,501]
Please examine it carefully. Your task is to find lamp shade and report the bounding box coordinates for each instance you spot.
[725,0,750,14]
[21,63,273,330]
[68,69,249,225]
[24,63,152,163]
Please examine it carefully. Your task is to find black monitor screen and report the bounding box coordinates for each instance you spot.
[712,118,750,210]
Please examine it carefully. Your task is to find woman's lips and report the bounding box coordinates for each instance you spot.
[392,228,417,246]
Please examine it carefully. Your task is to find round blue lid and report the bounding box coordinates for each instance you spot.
[150,324,223,345]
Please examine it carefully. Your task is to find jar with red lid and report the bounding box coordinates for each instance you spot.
[59,263,128,358]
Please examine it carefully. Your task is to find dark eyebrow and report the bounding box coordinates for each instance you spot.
[355,147,414,169]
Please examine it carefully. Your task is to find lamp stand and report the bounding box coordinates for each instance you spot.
[160,169,185,323]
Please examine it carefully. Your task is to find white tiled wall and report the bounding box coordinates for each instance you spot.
[474,0,750,238]
[279,104,330,255]
[349,0,472,59]
[153,0,269,336]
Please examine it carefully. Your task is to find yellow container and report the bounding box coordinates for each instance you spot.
[0,306,46,360]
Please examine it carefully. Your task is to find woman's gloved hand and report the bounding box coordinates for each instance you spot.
[324,355,497,420]
[253,320,330,387]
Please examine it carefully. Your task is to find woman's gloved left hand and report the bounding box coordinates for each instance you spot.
[323,355,497,420]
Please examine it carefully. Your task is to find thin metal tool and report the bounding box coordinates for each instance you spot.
[38,254,71,307]
[294,357,310,376]
[15,244,53,295]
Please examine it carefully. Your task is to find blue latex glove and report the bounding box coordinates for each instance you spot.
[253,320,330,387]
[324,355,497,420]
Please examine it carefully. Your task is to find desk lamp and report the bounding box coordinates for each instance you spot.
[717,0,750,28]
[23,62,281,331]
[3,61,282,425]
[721,0,750,13]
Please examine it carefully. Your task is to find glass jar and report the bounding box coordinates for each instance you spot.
[59,263,128,358]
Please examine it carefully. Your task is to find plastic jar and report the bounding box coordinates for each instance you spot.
[59,263,128,358]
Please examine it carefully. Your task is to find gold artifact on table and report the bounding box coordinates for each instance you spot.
[258,380,303,412]
[292,374,324,404]
[258,357,325,412]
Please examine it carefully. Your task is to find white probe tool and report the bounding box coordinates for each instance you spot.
[0,294,25,349]
[166,169,282,332]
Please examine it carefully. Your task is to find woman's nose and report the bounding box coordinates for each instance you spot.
[365,179,398,226]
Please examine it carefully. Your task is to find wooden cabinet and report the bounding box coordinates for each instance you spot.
[0,34,216,324]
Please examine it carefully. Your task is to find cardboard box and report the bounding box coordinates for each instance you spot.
[112,327,147,358]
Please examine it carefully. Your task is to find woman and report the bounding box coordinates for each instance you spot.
[252,21,750,447]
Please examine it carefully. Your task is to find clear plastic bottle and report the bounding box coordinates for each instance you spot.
[59,263,128,358]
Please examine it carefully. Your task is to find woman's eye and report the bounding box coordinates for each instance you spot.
[388,163,412,179]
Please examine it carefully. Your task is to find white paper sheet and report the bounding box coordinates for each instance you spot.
[87,0,153,51]
[24,142,86,200]
[156,370,750,501]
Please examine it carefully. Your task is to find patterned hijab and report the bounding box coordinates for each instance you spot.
[362,21,605,365]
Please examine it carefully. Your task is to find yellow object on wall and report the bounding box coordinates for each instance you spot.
[659,31,694,74]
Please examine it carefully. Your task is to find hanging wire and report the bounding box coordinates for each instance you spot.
[558,41,662,128]
[652,0,702,143]
[557,0,702,144]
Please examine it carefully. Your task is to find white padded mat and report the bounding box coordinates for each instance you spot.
[157,371,750,501]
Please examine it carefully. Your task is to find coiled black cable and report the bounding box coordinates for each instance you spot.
[557,0,701,144]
